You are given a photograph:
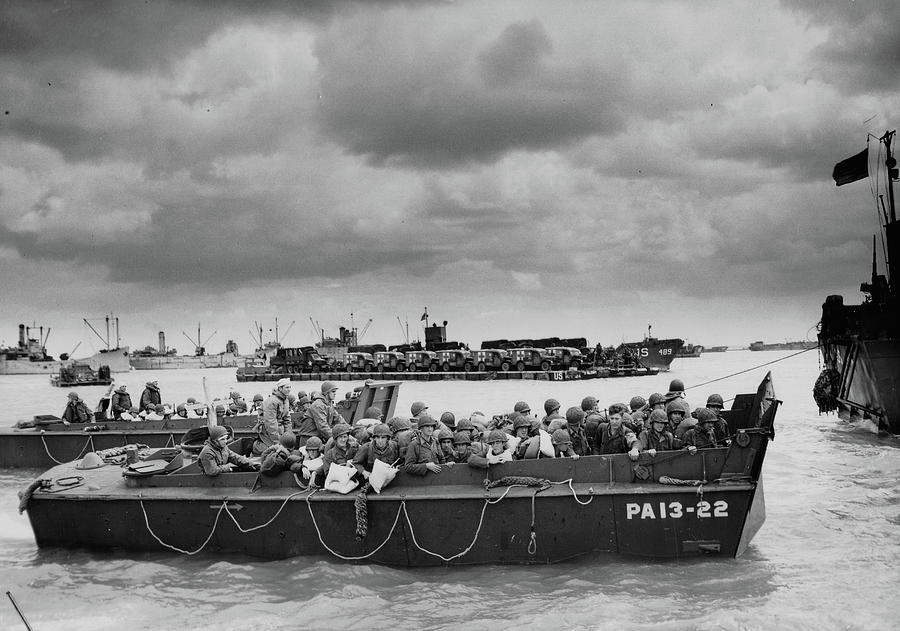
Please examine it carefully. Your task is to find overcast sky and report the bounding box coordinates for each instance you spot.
[2,0,899,356]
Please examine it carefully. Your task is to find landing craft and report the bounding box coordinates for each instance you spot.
[20,375,777,564]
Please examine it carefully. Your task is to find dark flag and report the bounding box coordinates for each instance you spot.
[420,310,428,321]
[832,148,868,186]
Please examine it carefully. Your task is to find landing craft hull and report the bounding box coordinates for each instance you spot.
[22,375,777,565]
[820,337,900,434]
[616,338,684,370]
[0,415,259,468]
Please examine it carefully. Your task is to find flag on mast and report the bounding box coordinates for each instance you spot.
[832,148,868,186]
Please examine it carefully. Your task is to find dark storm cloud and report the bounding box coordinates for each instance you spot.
[784,0,900,94]
[315,18,627,168]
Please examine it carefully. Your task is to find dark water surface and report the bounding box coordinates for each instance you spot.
[1,351,898,630]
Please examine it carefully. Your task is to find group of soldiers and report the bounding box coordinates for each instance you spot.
[198,377,733,483]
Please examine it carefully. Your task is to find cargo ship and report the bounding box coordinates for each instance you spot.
[749,340,817,351]
[129,329,242,370]
[815,129,900,434]
[0,322,130,375]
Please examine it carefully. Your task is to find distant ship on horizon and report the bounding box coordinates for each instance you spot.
[749,340,818,351]
[0,321,130,375]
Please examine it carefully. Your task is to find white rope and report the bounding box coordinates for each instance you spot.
[547,478,594,505]
[224,491,308,532]
[41,434,95,465]
[165,434,176,448]
[402,499,490,562]
[305,490,405,560]
[140,496,228,555]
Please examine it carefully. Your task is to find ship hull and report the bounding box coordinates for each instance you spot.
[21,374,776,565]
[0,347,130,375]
[616,338,684,370]
[130,353,242,370]
[820,337,900,434]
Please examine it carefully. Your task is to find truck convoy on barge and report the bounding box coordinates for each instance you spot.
[237,319,680,383]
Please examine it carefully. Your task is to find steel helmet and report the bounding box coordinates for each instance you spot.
[230,391,241,400]
[305,436,323,451]
[67,391,80,400]
[209,426,228,441]
[372,423,392,438]
[321,381,338,394]
[76,452,105,469]
[695,408,718,424]
[512,413,532,431]
[666,400,685,415]
[551,429,572,446]
[668,379,685,392]
[547,419,567,433]
[513,401,531,414]
[456,417,474,431]
[581,396,598,412]
[648,392,666,407]
[364,406,383,420]
[332,423,351,438]
[649,409,668,424]
[440,412,456,428]
[176,403,187,414]
[706,394,725,408]
[417,413,437,428]
[437,428,454,442]
[390,417,411,433]
[186,397,196,404]
[214,404,226,415]
[544,398,561,414]
[565,406,585,425]
[453,431,472,445]
[486,429,508,444]
[280,432,297,449]
[629,396,647,411]
[253,394,264,402]
[410,401,428,416]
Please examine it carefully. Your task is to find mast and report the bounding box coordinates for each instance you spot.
[884,130,899,291]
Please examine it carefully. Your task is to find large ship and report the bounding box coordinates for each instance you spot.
[129,328,242,370]
[0,321,130,375]
[615,326,684,371]
[816,130,900,434]
[749,340,817,351]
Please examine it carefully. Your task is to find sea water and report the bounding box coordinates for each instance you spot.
[1,350,898,630]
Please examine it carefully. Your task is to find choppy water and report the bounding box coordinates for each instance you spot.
[1,351,898,630]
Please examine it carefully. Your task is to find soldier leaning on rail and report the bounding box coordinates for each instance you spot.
[595,407,641,460]
[200,426,258,476]
[404,413,444,475]
[638,409,678,456]
[681,409,725,449]
[352,423,399,479]
[321,423,358,479]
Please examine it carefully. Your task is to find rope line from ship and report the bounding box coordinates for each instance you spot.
[129,475,599,560]
[683,345,819,394]
[40,433,96,465]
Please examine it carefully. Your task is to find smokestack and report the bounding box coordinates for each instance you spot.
[18,324,25,348]
[159,331,166,354]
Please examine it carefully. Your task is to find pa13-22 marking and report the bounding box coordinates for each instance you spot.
[626,500,728,520]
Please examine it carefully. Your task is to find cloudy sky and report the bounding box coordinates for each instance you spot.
[2,0,899,357]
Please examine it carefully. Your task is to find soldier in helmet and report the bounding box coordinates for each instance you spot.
[703,393,730,439]
[140,380,162,414]
[228,391,248,415]
[681,409,721,450]
[627,395,648,431]
[410,400,429,421]
[540,398,563,431]
[250,393,265,414]
[665,399,688,437]
[647,392,666,413]
[199,426,257,476]
[389,417,414,461]
[565,406,591,456]
[260,431,297,476]
[513,401,533,418]
[455,416,480,444]
[295,381,339,447]
[480,429,513,465]
[352,423,399,479]
[580,396,603,450]
[638,409,678,456]
[404,413,444,475]
[450,430,480,464]
[551,429,580,459]
[292,436,325,484]
[110,385,132,421]
[175,403,189,419]
[321,422,358,479]
[436,427,456,463]
[254,378,291,455]
[61,391,94,425]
